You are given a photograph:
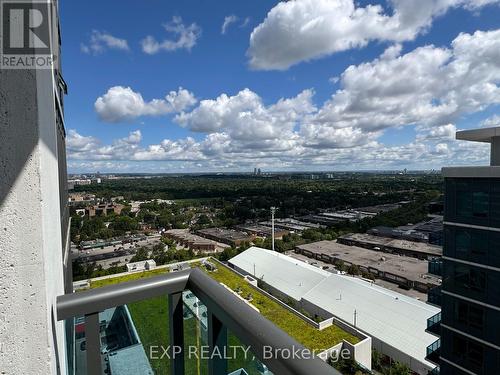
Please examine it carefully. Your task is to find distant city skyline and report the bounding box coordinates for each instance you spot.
[62,0,500,173]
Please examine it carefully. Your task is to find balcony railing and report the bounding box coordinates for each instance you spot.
[57,268,340,375]
[426,311,441,336]
[427,285,442,307]
[425,339,441,366]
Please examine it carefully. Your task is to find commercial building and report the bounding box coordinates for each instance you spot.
[298,203,403,226]
[196,227,255,246]
[164,229,219,253]
[259,218,323,233]
[296,241,441,292]
[367,217,444,246]
[338,232,442,259]
[235,224,289,239]
[427,127,500,375]
[229,247,440,375]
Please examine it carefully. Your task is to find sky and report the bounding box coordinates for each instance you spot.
[60,0,500,173]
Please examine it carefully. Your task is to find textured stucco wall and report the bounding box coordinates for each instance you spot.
[0,66,67,374]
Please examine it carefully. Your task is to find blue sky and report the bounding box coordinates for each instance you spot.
[60,0,500,173]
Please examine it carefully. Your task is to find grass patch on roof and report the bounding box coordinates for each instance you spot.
[200,260,359,349]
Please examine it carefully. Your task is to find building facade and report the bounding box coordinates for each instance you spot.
[0,1,71,373]
[428,127,500,375]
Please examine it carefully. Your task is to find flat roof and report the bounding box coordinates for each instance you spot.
[296,241,440,285]
[165,229,217,245]
[236,224,288,235]
[197,228,253,241]
[339,233,442,256]
[302,276,439,369]
[456,127,500,143]
[229,247,329,301]
[230,248,440,370]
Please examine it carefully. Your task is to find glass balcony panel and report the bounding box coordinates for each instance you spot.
[227,329,274,375]
[69,298,170,374]
[67,316,87,375]
[426,312,441,336]
[183,290,209,374]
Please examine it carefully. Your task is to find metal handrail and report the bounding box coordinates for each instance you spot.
[56,269,190,319]
[57,268,340,375]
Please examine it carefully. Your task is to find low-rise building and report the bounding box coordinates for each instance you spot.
[68,192,96,206]
[164,229,219,253]
[259,218,323,232]
[296,241,441,292]
[338,232,442,259]
[229,247,440,375]
[196,228,255,246]
[87,203,124,217]
[235,224,288,239]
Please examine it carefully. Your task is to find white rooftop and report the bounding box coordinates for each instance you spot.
[229,246,329,301]
[229,247,440,369]
[303,276,439,369]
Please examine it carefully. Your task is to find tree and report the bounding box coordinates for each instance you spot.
[347,264,360,276]
[130,247,149,262]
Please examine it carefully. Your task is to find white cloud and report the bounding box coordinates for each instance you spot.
[240,17,251,28]
[221,15,238,34]
[95,86,197,122]
[66,128,490,172]
[141,16,201,54]
[329,76,340,84]
[312,29,500,134]
[248,0,500,70]
[79,28,500,171]
[417,124,457,141]
[481,114,500,127]
[81,30,129,55]
[175,88,316,140]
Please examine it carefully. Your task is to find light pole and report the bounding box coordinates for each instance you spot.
[270,206,276,252]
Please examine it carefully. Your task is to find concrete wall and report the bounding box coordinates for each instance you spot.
[0,2,68,373]
[371,336,432,375]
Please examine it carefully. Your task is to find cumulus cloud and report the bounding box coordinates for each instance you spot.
[80,28,499,171]
[175,88,316,140]
[248,0,500,70]
[417,124,457,141]
[81,30,129,55]
[141,16,201,54]
[95,86,197,122]
[312,29,500,135]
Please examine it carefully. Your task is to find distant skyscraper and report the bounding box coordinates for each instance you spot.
[429,127,500,375]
